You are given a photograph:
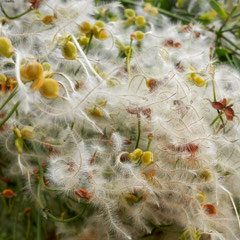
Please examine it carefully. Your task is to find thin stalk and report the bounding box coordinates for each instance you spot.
[0,86,18,111]
[0,101,20,128]
[26,214,31,240]
[0,3,33,20]
[219,6,237,32]
[146,136,152,151]
[37,207,42,240]
[210,112,223,126]
[222,26,240,33]
[86,32,93,54]
[135,117,141,149]
[225,53,235,68]
[13,198,20,240]
[221,34,240,51]
[36,157,89,223]
[127,36,134,82]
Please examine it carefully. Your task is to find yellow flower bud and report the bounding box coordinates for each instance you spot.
[135,16,146,27]
[78,21,91,34]
[194,77,205,87]
[124,9,135,18]
[97,29,108,41]
[15,138,23,154]
[141,151,153,165]
[21,126,35,140]
[30,77,45,91]
[39,78,59,99]
[125,18,134,25]
[13,127,22,138]
[92,21,105,38]
[0,73,7,83]
[94,21,105,28]
[78,36,89,46]
[20,62,43,82]
[150,7,158,16]
[129,148,143,163]
[42,15,55,25]
[199,169,212,181]
[42,62,51,71]
[134,31,145,41]
[144,3,152,12]
[196,192,206,203]
[89,106,104,118]
[0,37,14,58]
[62,41,77,60]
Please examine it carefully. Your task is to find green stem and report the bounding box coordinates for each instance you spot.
[127,36,133,81]
[0,3,33,20]
[13,198,20,240]
[146,136,152,151]
[85,32,93,54]
[211,77,216,102]
[37,207,42,240]
[0,101,20,128]
[219,6,237,32]
[210,112,223,126]
[135,117,141,149]
[221,34,240,51]
[36,157,89,223]
[26,214,31,240]
[225,53,235,68]
[0,86,18,111]
[222,26,240,33]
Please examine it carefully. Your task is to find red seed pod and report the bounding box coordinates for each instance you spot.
[164,39,174,47]
[185,143,199,154]
[173,42,181,48]
[201,204,216,216]
[24,207,31,215]
[74,189,92,200]
[2,189,15,198]
[194,31,200,38]
[224,107,234,121]
[220,98,227,107]
[211,101,225,110]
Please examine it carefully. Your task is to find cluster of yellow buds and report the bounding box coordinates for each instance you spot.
[124,9,147,28]
[13,126,35,153]
[143,3,158,16]
[78,20,108,46]
[129,148,153,165]
[20,61,59,99]
[0,73,17,92]
[59,35,77,60]
[0,37,14,58]
[186,67,206,87]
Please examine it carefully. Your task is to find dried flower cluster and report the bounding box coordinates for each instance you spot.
[0,0,240,239]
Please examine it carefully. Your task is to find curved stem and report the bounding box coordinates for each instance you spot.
[86,32,93,54]
[0,3,33,20]
[135,117,141,149]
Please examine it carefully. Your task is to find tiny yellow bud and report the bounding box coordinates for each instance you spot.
[89,106,104,118]
[94,21,105,28]
[0,37,14,58]
[141,151,153,165]
[150,7,158,16]
[62,41,77,60]
[129,148,143,163]
[134,31,145,41]
[13,127,22,138]
[78,21,91,34]
[124,9,135,18]
[78,36,89,46]
[92,21,105,39]
[30,77,45,91]
[21,126,35,140]
[190,72,196,79]
[135,16,146,28]
[196,192,206,203]
[0,73,7,83]
[125,18,134,25]
[15,138,23,154]
[42,62,51,71]
[97,29,108,41]
[42,15,55,25]
[144,3,152,12]
[199,169,212,181]
[39,78,59,99]
[194,77,205,87]
[20,62,43,82]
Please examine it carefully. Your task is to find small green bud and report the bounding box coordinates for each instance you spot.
[78,36,89,46]
[0,37,14,58]
[141,151,153,165]
[0,73,7,83]
[134,31,145,41]
[124,9,135,18]
[21,126,35,140]
[15,138,23,154]
[62,41,77,60]
[13,127,22,138]
[135,16,146,27]
[129,148,143,163]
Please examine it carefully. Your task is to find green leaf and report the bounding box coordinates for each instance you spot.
[232,55,240,68]
[209,0,227,19]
